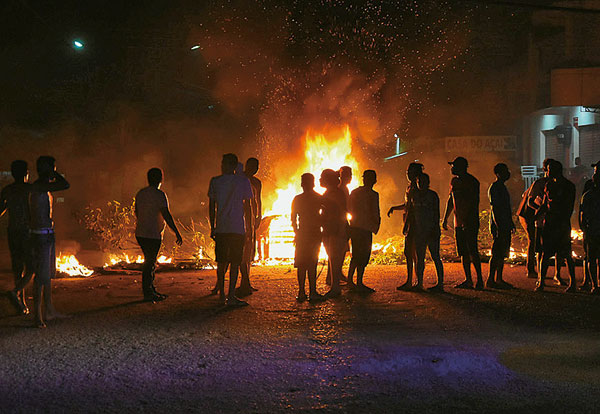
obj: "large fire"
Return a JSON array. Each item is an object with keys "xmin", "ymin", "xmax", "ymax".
[{"xmin": 262, "ymin": 125, "xmax": 360, "ymax": 261}]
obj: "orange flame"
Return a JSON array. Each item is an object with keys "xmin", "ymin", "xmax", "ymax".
[{"xmin": 56, "ymin": 254, "xmax": 94, "ymax": 277}]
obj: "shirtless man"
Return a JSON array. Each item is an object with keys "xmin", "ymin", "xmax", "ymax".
[
  {"xmin": 238, "ymin": 158, "xmax": 262, "ymax": 296},
  {"xmin": 28, "ymin": 156, "xmax": 70, "ymax": 328}
]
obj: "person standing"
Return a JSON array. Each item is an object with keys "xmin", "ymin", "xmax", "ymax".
[
  {"xmin": 527, "ymin": 159, "xmax": 566, "ymax": 286},
  {"xmin": 579, "ymin": 173, "xmax": 600, "ymax": 294},
  {"xmin": 209, "ymin": 153, "xmax": 254, "ymax": 306},
  {"xmin": 408, "ymin": 173, "xmax": 444, "ymax": 291},
  {"xmin": 535, "ymin": 160, "xmax": 577, "ymax": 292},
  {"xmin": 347, "ymin": 170, "xmax": 380, "ymax": 292},
  {"xmin": 487, "ymin": 163, "xmax": 515, "ymax": 289},
  {"xmin": 237, "ymin": 157, "xmax": 262, "ymax": 296},
  {"xmin": 326, "ymin": 165, "xmax": 352, "ymax": 285},
  {"xmin": 320, "ymin": 169, "xmax": 348, "ymax": 298},
  {"xmin": 135, "ymin": 168, "xmax": 183, "ymax": 303},
  {"xmin": 579, "ymin": 161, "xmax": 599, "ymax": 291},
  {"xmin": 27, "ymin": 156, "xmax": 70, "ymax": 328},
  {"xmin": 442, "ymin": 157, "xmax": 484, "ymax": 289},
  {"xmin": 2, "ymin": 160, "xmax": 33, "ymax": 314},
  {"xmin": 291, "ymin": 173, "xmax": 324, "ymax": 302},
  {"xmin": 387, "ymin": 162, "xmax": 424, "ymax": 290}
]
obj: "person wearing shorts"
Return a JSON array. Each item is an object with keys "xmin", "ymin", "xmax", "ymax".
[
  {"xmin": 209, "ymin": 153, "xmax": 254, "ymax": 306},
  {"xmin": 347, "ymin": 170, "xmax": 380, "ymax": 292},
  {"xmin": 442, "ymin": 156, "xmax": 484, "ymax": 289},
  {"xmin": 291, "ymin": 173, "xmax": 324, "ymax": 302}
]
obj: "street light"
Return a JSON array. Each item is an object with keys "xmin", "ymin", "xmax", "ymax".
[{"xmin": 72, "ymin": 39, "xmax": 85, "ymax": 50}]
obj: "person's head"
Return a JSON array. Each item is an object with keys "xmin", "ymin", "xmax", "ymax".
[
  {"xmin": 593, "ymin": 172, "xmax": 599, "ymax": 188},
  {"xmin": 547, "ymin": 159, "xmax": 563, "ymax": 179},
  {"xmin": 221, "ymin": 153, "xmax": 238, "ymax": 175},
  {"xmin": 320, "ymin": 169, "xmax": 339, "ymax": 190},
  {"xmin": 493, "ymin": 163, "xmax": 510, "ymax": 182},
  {"xmin": 406, "ymin": 162, "xmax": 424, "ymax": 182},
  {"xmin": 592, "ymin": 161, "xmax": 600, "ymax": 175},
  {"xmin": 575, "ymin": 156, "xmax": 582, "ymax": 166},
  {"xmin": 417, "ymin": 173, "xmax": 430, "ymax": 191},
  {"xmin": 542, "ymin": 158, "xmax": 554, "ymax": 177},
  {"xmin": 245, "ymin": 157, "xmax": 259, "ymax": 176},
  {"xmin": 147, "ymin": 167, "xmax": 163, "ymax": 187},
  {"xmin": 36, "ymin": 156, "xmax": 56, "ymax": 179},
  {"xmin": 362, "ymin": 170, "xmax": 377, "ymax": 187},
  {"xmin": 10, "ymin": 160, "xmax": 28, "ymax": 181},
  {"xmin": 448, "ymin": 156, "xmax": 468, "ymax": 176},
  {"xmin": 301, "ymin": 173, "xmax": 315, "ymax": 191},
  {"xmin": 339, "ymin": 166, "xmax": 352, "ymax": 186}
]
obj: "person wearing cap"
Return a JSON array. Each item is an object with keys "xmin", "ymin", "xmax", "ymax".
[
  {"xmin": 579, "ymin": 161, "xmax": 600, "ymax": 290},
  {"xmin": 442, "ymin": 156, "xmax": 484, "ymax": 289},
  {"xmin": 487, "ymin": 163, "xmax": 515, "ymax": 289},
  {"xmin": 526, "ymin": 159, "xmax": 566, "ymax": 286},
  {"xmin": 535, "ymin": 160, "xmax": 577, "ymax": 292},
  {"xmin": 579, "ymin": 172, "xmax": 600, "ymax": 294},
  {"xmin": 320, "ymin": 169, "xmax": 348, "ymax": 298},
  {"xmin": 387, "ymin": 162, "xmax": 424, "ymax": 290},
  {"xmin": 347, "ymin": 169, "xmax": 381, "ymax": 292}
]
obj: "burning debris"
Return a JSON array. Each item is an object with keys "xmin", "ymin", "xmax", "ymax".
[{"xmin": 55, "ymin": 254, "xmax": 94, "ymax": 278}]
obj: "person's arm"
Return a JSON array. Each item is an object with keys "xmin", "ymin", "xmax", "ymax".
[
  {"xmin": 387, "ymin": 203, "xmax": 405, "ymax": 217},
  {"xmin": 0, "ymin": 188, "xmax": 7, "ymax": 217},
  {"xmin": 244, "ymin": 199, "xmax": 253, "ymax": 239},
  {"xmin": 35, "ymin": 172, "xmax": 70, "ymax": 192},
  {"xmin": 160, "ymin": 207, "xmax": 183, "ymax": 245},
  {"xmin": 291, "ymin": 198, "xmax": 299, "ymax": 233},
  {"xmin": 374, "ymin": 193, "xmax": 381, "ymax": 234},
  {"xmin": 256, "ymin": 180, "xmax": 262, "ymax": 229},
  {"xmin": 209, "ymin": 198, "xmax": 216, "ymax": 240},
  {"xmin": 489, "ymin": 186, "xmax": 499, "ymax": 236},
  {"xmin": 527, "ymin": 181, "xmax": 542, "ymax": 210},
  {"xmin": 579, "ymin": 197, "xmax": 585, "ymax": 231},
  {"xmin": 442, "ymin": 194, "xmax": 453, "ymax": 230}
]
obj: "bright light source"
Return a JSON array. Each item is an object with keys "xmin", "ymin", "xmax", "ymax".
[
  {"xmin": 72, "ymin": 40, "xmax": 84, "ymax": 49},
  {"xmin": 190, "ymin": 45, "xmax": 200, "ymax": 50}
]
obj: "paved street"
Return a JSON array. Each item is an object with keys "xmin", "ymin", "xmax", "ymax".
[{"xmin": 1, "ymin": 264, "xmax": 599, "ymax": 413}]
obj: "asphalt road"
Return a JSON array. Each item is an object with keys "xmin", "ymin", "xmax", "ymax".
[{"xmin": 1, "ymin": 264, "xmax": 599, "ymax": 413}]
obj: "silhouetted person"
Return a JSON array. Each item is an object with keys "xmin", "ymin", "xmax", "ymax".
[
  {"xmin": 135, "ymin": 168, "xmax": 183, "ymax": 303},
  {"xmin": 27, "ymin": 156, "xmax": 70, "ymax": 328},
  {"xmin": 516, "ymin": 160, "xmax": 554, "ymax": 279},
  {"xmin": 442, "ymin": 157, "xmax": 484, "ymax": 289},
  {"xmin": 320, "ymin": 169, "xmax": 348, "ymax": 298},
  {"xmin": 326, "ymin": 165, "xmax": 352, "ymax": 285},
  {"xmin": 291, "ymin": 173, "xmax": 324, "ymax": 302},
  {"xmin": 2, "ymin": 160, "xmax": 33, "ymax": 314},
  {"xmin": 535, "ymin": 160, "xmax": 577, "ymax": 292},
  {"xmin": 527, "ymin": 159, "xmax": 566, "ymax": 286},
  {"xmin": 238, "ymin": 157, "xmax": 262, "ymax": 296},
  {"xmin": 387, "ymin": 162, "xmax": 424, "ymax": 290},
  {"xmin": 408, "ymin": 173, "xmax": 444, "ymax": 292},
  {"xmin": 209, "ymin": 153, "xmax": 254, "ymax": 306},
  {"xmin": 579, "ymin": 173, "xmax": 600, "ymax": 294},
  {"xmin": 347, "ymin": 170, "xmax": 380, "ymax": 292},
  {"xmin": 487, "ymin": 163, "xmax": 515, "ymax": 289},
  {"xmin": 579, "ymin": 161, "xmax": 599, "ymax": 290}
]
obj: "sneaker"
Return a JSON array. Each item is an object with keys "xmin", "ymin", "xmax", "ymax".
[
  {"xmin": 455, "ymin": 280, "xmax": 473, "ymax": 289},
  {"xmin": 143, "ymin": 294, "xmax": 166, "ymax": 303},
  {"xmin": 6, "ymin": 291, "xmax": 27, "ymax": 314}
]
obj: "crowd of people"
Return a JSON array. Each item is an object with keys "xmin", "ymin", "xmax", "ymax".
[{"xmin": 1, "ymin": 152, "xmax": 600, "ymax": 327}]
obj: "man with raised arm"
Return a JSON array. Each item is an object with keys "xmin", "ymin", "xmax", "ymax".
[
  {"xmin": 387, "ymin": 162, "xmax": 424, "ymax": 290},
  {"xmin": 442, "ymin": 157, "xmax": 484, "ymax": 290},
  {"xmin": 27, "ymin": 156, "xmax": 70, "ymax": 328},
  {"xmin": 135, "ymin": 168, "xmax": 183, "ymax": 303},
  {"xmin": 2, "ymin": 160, "xmax": 33, "ymax": 314},
  {"xmin": 209, "ymin": 153, "xmax": 254, "ymax": 307}
]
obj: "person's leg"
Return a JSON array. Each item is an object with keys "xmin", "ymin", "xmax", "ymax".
[
  {"xmin": 522, "ymin": 218, "xmax": 537, "ymax": 277},
  {"xmin": 216, "ymin": 262, "xmax": 227, "ymax": 303},
  {"xmin": 428, "ymin": 236, "xmax": 444, "ymax": 291},
  {"xmin": 325, "ymin": 239, "xmax": 344, "ymax": 297},
  {"xmin": 228, "ymin": 264, "xmax": 240, "ymax": 299},
  {"xmin": 297, "ymin": 267, "xmax": 307, "ymax": 300},
  {"xmin": 226, "ymin": 235, "xmax": 248, "ymax": 306},
  {"xmin": 536, "ymin": 251, "xmax": 551, "ymax": 291},
  {"xmin": 590, "ymin": 253, "xmax": 599, "ymax": 293},
  {"xmin": 487, "ymin": 255, "xmax": 499, "ymax": 287},
  {"xmin": 564, "ymin": 255, "xmax": 577, "ymax": 292},
  {"xmin": 469, "ymin": 230, "xmax": 484, "ymax": 289},
  {"xmin": 414, "ymin": 240, "xmax": 426, "ymax": 290},
  {"xmin": 137, "ymin": 237, "xmax": 159, "ymax": 299},
  {"xmin": 397, "ymin": 235, "xmax": 414, "ymax": 290},
  {"xmin": 308, "ymin": 264, "xmax": 320, "ymax": 299},
  {"xmin": 347, "ymin": 260, "xmax": 357, "ymax": 287}
]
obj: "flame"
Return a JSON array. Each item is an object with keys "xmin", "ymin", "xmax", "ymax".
[
  {"xmin": 157, "ymin": 255, "xmax": 172, "ymax": 264},
  {"xmin": 571, "ymin": 229, "xmax": 584, "ymax": 241},
  {"xmin": 264, "ymin": 125, "xmax": 360, "ymax": 261},
  {"xmin": 56, "ymin": 254, "xmax": 94, "ymax": 277},
  {"xmin": 104, "ymin": 253, "xmax": 172, "ymax": 267}
]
